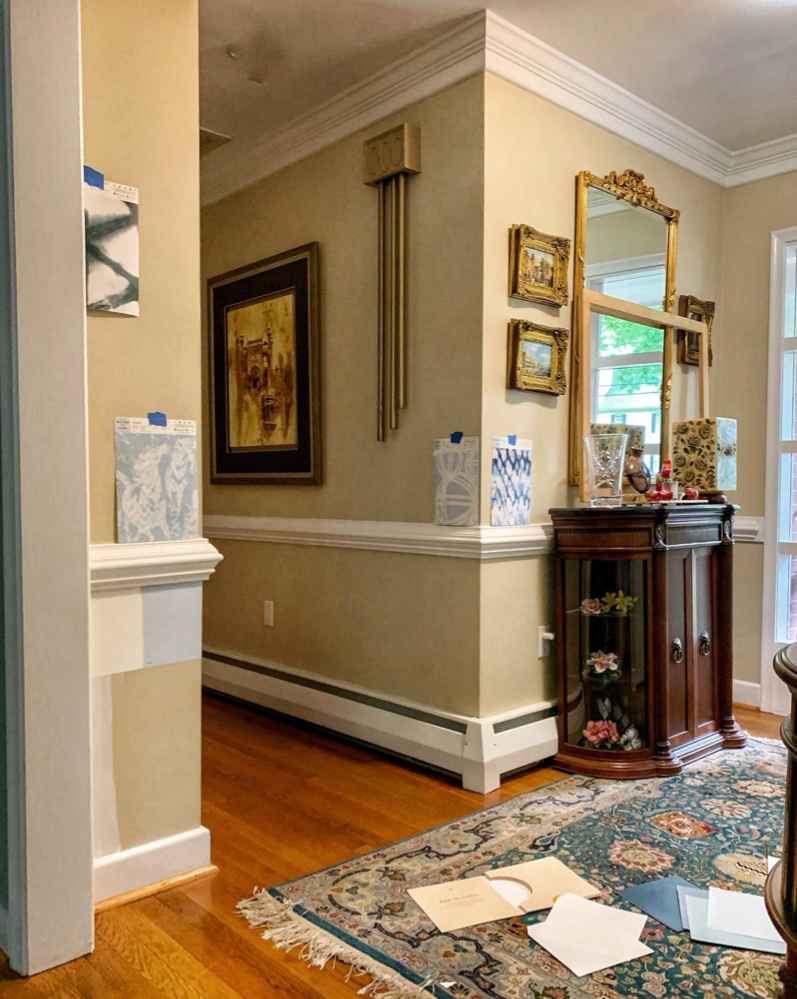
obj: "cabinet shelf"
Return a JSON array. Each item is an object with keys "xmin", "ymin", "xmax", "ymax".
[{"xmin": 566, "ymin": 609, "xmax": 639, "ymax": 619}]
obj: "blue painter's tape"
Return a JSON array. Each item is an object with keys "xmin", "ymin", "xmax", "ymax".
[
  {"xmin": 83, "ymin": 165, "xmax": 104, "ymax": 189},
  {"xmin": 148, "ymin": 411, "xmax": 167, "ymax": 427},
  {"xmin": 450, "ymin": 431, "xmax": 464, "ymax": 444},
  {"xmin": 508, "ymin": 434, "xmax": 517, "ymax": 445}
]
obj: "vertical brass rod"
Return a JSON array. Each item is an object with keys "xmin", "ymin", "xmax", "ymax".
[
  {"xmin": 396, "ymin": 171, "xmax": 406, "ymax": 409},
  {"xmin": 377, "ymin": 181, "xmax": 385, "ymax": 441},
  {"xmin": 389, "ymin": 176, "xmax": 398, "ymax": 430}
]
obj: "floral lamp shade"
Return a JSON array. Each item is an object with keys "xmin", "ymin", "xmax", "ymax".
[{"xmin": 672, "ymin": 417, "xmax": 737, "ymax": 493}]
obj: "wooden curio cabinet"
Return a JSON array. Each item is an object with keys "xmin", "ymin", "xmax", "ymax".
[{"xmin": 549, "ymin": 504, "xmax": 746, "ymax": 778}]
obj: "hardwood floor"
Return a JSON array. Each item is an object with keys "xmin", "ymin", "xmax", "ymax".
[{"xmin": 0, "ymin": 695, "xmax": 785, "ymax": 996}]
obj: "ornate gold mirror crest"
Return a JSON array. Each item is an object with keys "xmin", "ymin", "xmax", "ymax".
[{"xmin": 569, "ymin": 168, "xmax": 680, "ymax": 487}]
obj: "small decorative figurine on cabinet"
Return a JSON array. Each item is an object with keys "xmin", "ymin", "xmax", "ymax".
[{"xmin": 625, "ymin": 445, "xmax": 651, "ymax": 496}]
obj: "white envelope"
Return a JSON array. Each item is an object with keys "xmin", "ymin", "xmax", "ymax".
[
  {"xmin": 408, "ymin": 857, "xmax": 599, "ymax": 933},
  {"xmin": 686, "ymin": 893, "xmax": 786, "ymax": 955},
  {"xmin": 527, "ymin": 893, "xmax": 652, "ymax": 978},
  {"xmin": 706, "ymin": 887, "xmax": 782, "ymax": 944}
]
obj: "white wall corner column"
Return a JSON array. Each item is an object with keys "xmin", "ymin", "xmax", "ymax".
[
  {"xmin": 89, "ymin": 539, "xmax": 221, "ymax": 903},
  {"xmin": 3, "ymin": 0, "xmax": 93, "ymax": 974}
]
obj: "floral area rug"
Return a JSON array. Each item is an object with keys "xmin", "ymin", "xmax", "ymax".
[{"xmin": 239, "ymin": 739, "xmax": 786, "ymax": 999}]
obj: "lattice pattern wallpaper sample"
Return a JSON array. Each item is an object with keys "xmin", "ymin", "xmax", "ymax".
[{"xmin": 491, "ymin": 436, "xmax": 532, "ymax": 526}]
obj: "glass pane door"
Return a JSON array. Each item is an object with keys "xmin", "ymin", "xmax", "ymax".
[{"xmin": 562, "ymin": 557, "xmax": 648, "ymax": 752}]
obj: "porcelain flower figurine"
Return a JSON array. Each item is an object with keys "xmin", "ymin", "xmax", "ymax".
[
  {"xmin": 600, "ymin": 590, "xmax": 637, "ymax": 615},
  {"xmin": 587, "ymin": 651, "xmax": 619, "ymax": 674},
  {"xmin": 580, "ymin": 597, "xmax": 602, "ymax": 616},
  {"xmin": 613, "ymin": 591, "xmax": 637, "ymax": 616},
  {"xmin": 583, "ymin": 719, "xmax": 620, "ymax": 748},
  {"xmin": 619, "ymin": 726, "xmax": 643, "ymax": 751}
]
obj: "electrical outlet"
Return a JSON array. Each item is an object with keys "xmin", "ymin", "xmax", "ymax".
[
  {"xmin": 538, "ymin": 625, "xmax": 555, "ymax": 659},
  {"xmin": 263, "ymin": 600, "xmax": 274, "ymax": 627}
]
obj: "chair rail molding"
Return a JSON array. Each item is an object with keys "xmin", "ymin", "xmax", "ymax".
[
  {"xmin": 201, "ymin": 10, "xmax": 797, "ymax": 206},
  {"xmin": 203, "ymin": 514, "xmax": 553, "ymax": 559},
  {"xmin": 734, "ymin": 516, "xmax": 764, "ymax": 543},
  {"xmin": 90, "ymin": 538, "xmax": 223, "ymax": 591}
]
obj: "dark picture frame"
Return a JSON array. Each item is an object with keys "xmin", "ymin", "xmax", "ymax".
[
  {"xmin": 677, "ymin": 294, "xmax": 715, "ymax": 368},
  {"xmin": 208, "ymin": 242, "xmax": 321, "ymax": 484}
]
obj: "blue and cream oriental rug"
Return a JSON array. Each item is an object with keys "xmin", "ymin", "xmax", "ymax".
[{"xmin": 239, "ymin": 739, "xmax": 787, "ymax": 999}]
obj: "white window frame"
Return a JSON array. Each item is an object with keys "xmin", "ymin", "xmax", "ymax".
[
  {"xmin": 586, "ymin": 254, "xmax": 666, "ymax": 467},
  {"xmin": 761, "ymin": 226, "xmax": 797, "ymax": 715}
]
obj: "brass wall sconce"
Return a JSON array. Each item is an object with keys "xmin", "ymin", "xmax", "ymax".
[{"xmin": 363, "ymin": 124, "xmax": 420, "ymax": 441}]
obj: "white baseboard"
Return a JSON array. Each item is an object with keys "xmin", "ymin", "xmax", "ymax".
[
  {"xmin": 202, "ymin": 650, "xmax": 557, "ymax": 794},
  {"xmin": 93, "ymin": 827, "xmax": 211, "ymax": 904},
  {"xmin": 733, "ymin": 679, "xmax": 761, "ymax": 708}
]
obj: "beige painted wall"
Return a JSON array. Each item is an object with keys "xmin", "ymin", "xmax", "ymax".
[
  {"xmin": 478, "ymin": 73, "xmax": 725, "ymax": 714},
  {"xmin": 202, "ymin": 79, "xmax": 486, "ymax": 715},
  {"xmin": 202, "ymin": 76, "xmax": 485, "ymax": 524},
  {"xmin": 82, "ymin": 0, "xmax": 201, "ymax": 545},
  {"xmin": 111, "ymin": 661, "xmax": 201, "ymax": 850},
  {"xmin": 81, "ymin": 0, "xmax": 203, "ymax": 850},
  {"xmin": 204, "ymin": 542, "xmax": 481, "ymax": 715},
  {"xmin": 717, "ymin": 172, "xmax": 797, "ymax": 517},
  {"xmin": 481, "ymin": 73, "xmax": 724, "ymax": 523},
  {"xmin": 202, "ymin": 70, "xmax": 782, "ymax": 720},
  {"xmin": 716, "ymin": 172, "xmax": 797, "ymax": 685}
]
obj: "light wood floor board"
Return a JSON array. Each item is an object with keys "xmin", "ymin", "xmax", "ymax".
[{"xmin": 0, "ymin": 695, "xmax": 783, "ymax": 996}]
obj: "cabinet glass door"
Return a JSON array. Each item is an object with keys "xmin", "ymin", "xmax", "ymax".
[{"xmin": 562, "ymin": 557, "xmax": 648, "ymax": 752}]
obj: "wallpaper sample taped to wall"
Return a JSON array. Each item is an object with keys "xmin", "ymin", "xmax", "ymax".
[
  {"xmin": 115, "ymin": 417, "xmax": 198, "ymax": 543},
  {"xmin": 491, "ymin": 436, "xmax": 532, "ymax": 526},
  {"xmin": 84, "ymin": 180, "xmax": 139, "ymax": 316},
  {"xmin": 433, "ymin": 436, "xmax": 479, "ymax": 526}
]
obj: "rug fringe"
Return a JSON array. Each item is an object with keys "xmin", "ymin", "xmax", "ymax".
[{"xmin": 238, "ymin": 889, "xmax": 438, "ymax": 999}]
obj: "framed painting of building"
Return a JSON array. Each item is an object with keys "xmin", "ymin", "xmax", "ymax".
[{"xmin": 208, "ymin": 242, "xmax": 322, "ymax": 484}]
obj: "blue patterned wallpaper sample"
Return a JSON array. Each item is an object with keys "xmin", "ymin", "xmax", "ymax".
[
  {"xmin": 491, "ymin": 436, "xmax": 532, "ymax": 526},
  {"xmin": 115, "ymin": 417, "xmax": 198, "ymax": 543}
]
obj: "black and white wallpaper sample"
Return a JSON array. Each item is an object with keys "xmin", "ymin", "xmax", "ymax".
[{"xmin": 85, "ymin": 182, "xmax": 139, "ymax": 316}]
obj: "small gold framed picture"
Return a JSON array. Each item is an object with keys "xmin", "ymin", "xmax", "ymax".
[
  {"xmin": 508, "ymin": 224, "xmax": 570, "ymax": 307},
  {"xmin": 507, "ymin": 319, "xmax": 568, "ymax": 395},
  {"xmin": 677, "ymin": 294, "xmax": 714, "ymax": 367}
]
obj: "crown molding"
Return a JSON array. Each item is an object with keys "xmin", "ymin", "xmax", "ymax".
[
  {"xmin": 201, "ymin": 10, "xmax": 797, "ymax": 207},
  {"xmin": 724, "ymin": 133, "xmax": 797, "ymax": 188},
  {"xmin": 200, "ymin": 13, "xmax": 486, "ymax": 206},
  {"xmin": 203, "ymin": 514, "xmax": 553, "ymax": 560},
  {"xmin": 483, "ymin": 11, "xmax": 731, "ymax": 187}
]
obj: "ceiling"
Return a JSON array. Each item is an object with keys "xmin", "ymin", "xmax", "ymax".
[{"xmin": 199, "ymin": 0, "xmax": 797, "ymax": 154}]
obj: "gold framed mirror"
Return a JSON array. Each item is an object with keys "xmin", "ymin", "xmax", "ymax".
[{"xmin": 568, "ymin": 169, "xmax": 679, "ymax": 488}]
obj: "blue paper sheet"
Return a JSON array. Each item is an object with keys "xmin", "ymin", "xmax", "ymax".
[{"xmin": 619, "ymin": 876, "xmax": 697, "ymax": 931}]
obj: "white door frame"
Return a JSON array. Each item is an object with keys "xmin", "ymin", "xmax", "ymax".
[
  {"xmin": 2, "ymin": 0, "xmax": 94, "ymax": 973},
  {"xmin": 760, "ymin": 225, "xmax": 797, "ymax": 716}
]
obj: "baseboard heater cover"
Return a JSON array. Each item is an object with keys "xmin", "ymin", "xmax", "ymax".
[{"xmin": 202, "ymin": 650, "xmax": 557, "ymax": 794}]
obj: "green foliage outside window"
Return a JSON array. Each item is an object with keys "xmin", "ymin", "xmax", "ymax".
[
  {"xmin": 599, "ymin": 315, "xmax": 663, "ymax": 356},
  {"xmin": 599, "ymin": 315, "xmax": 663, "ymax": 396}
]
